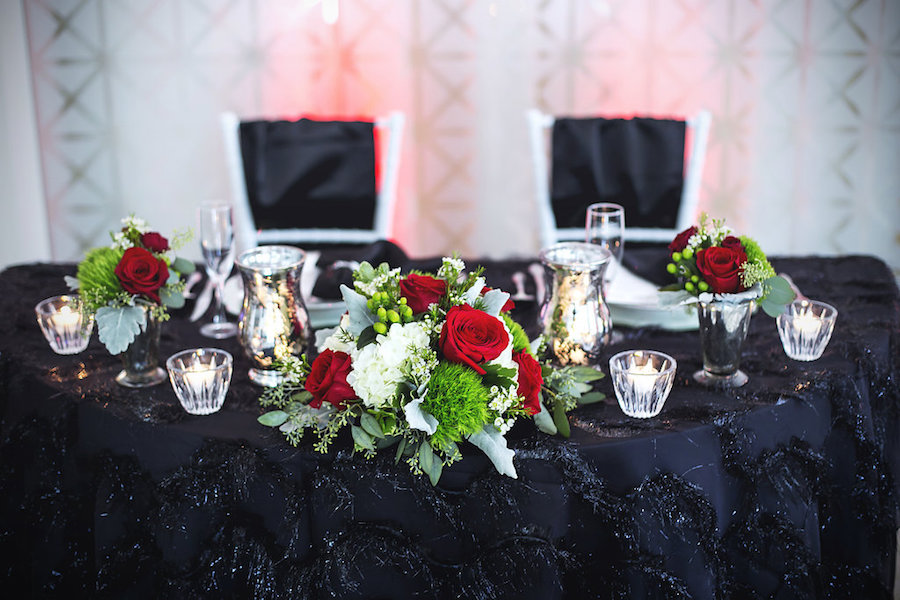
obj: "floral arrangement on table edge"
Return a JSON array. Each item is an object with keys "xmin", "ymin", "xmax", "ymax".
[
  {"xmin": 659, "ymin": 213, "xmax": 795, "ymax": 316},
  {"xmin": 257, "ymin": 257, "xmax": 605, "ymax": 485},
  {"xmin": 65, "ymin": 215, "xmax": 194, "ymax": 354}
]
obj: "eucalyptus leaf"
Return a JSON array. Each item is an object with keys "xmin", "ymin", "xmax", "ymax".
[
  {"xmin": 291, "ymin": 390, "xmax": 313, "ymax": 403},
  {"xmin": 96, "ymin": 305, "xmax": 146, "ymax": 355},
  {"xmin": 418, "ymin": 441, "xmax": 435, "ymax": 474},
  {"xmin": 533, "ymin": 401, "xmax": 558, "ymax": 435},
  {"xmin": 442, "ymin": 440, "xmax": 461, "ymax": 461},
  {"xmin": 340, "ymin": 284, "xmax": 375, "ymax": 336},
  {"xmin": 172, "ymin": 257, "xmax": 196, "ymax": 274},
  {"xmin": 357, "ymin": 261, "xmax": 376, "ymax": 282},
  {"xmin": 467, "ymin": 425, "xmax": 517, "ymax": 479},
  {"xmin": 258, "ymin": 410, "xmax": 289, "ymax": 427},
  {"xmin": 351, "ymin": 425, "xmax": 375, "ymax": 451},
  {"xmin": 159, "ymin": 287, "xmax": 185, "ymax": 309},
  {"xmin": 64, "ymin": 275, "xmax": 80, "ymax": 290},
  {"xmin": 394, "ymin": 437, "xmax": 408, "ymax": 464},
  {"xmin": 764, "ymin": 276, "xmax": 795, "ymax": 305},
  {"xmin": 552, "ymin": 401, "xmax": 571, "ymax": 438},
  {"xmin": 375, "ymin": 435, "xmax": 400, "ymax": 450},
  {"xmin": 360, "ymin": 412, "xmax": 385, "ymax": 439},
  {"xmin": 577, "ymin": 391, "xmax": 606, "ymax": 405},
  {"xmin": 426, "ymin": 457, "xmax": 443, "ymax": 487},
  {"xmin": 568, "ymin": 365, "xmax": 605, "ymax": 382}
]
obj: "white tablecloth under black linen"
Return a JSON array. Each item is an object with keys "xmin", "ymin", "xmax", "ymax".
[{"xmin": 0, "ymin": 248, "xmax": 897, "ymax": 599}]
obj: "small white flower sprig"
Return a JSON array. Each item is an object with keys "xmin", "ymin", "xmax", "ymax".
[{"xmin": 257, "ymin": 257, "xmax": 603, "ymax": 486}]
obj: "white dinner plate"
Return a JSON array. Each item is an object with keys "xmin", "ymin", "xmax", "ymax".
[{"xmin": 605, "ymin": 264, "xmax": 698, "ymax": 331}]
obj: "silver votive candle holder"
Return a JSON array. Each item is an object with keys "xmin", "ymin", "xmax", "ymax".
[
  {"xmin": 609, "ymin": 350, "xmax": 677, "ymax": 418},
  {"xmin": 166, "ymin": 348, "xmax": 233, "ymax": 415},
  {"xmin": 776, "ymin": 299, "xmax": 838, "ymax": 361},
  {"xmin": 35, "ymin": 295, "xmax": 94, "ymax": 355}
]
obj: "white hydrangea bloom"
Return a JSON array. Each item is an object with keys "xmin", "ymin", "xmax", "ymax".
[{"xmin": 348, "ymin": 321, "xmax": 434, "ymax": 408}]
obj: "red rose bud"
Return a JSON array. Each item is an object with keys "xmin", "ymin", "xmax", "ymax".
[
  {"xmin": 668, "ymin": 226, "xmax": 697, "ymax": 253},
  {"xmin": 304, "ymin": 349, "xmax": 356, "ymax": 409},
  {"xmin": 695, "ymin": 245, "xmax": 748, "ymax": 294},
  {"xmin": 439, "ymin": 305, "xmax": 509, "ymax": 375},
  {"xmin": 140, "ymin": 232, "xmax": 170, "ymax": 253},
  {"xmin": 114, "ymin": 247, "xmax": 170, "ymax": 303},
  {"xmin": 720, "ymin": 235, "xmax": 744, "ymax": 252},
  {"xmin": 399, "ymin": 273, "xmax": 447, "ymax": 314},
  {"xmin": 512, "ymin": 350, "xmax": 543, "ymax": 415}
]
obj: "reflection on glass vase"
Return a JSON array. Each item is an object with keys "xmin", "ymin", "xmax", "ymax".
[
  {"xmin": 116, "ymin": 305, "xmax": 167, "ymax": 388},
  {"xmin": 694, "ymin": 297, "xmax": 754, "ymax": 388}
]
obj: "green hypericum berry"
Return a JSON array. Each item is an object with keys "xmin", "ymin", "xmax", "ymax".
[
  {"xmin": 373, "ymin": 322, "xmax": 387, "ymax": 335},
  {"xmin": 691, "ymin": 275, "xmax": 700, "ymax": 284},
  {"xmin": 402, "ymin": 305, "xmax": 413, "ymax": 318},
  {"xmin": 682, "ymin": 247, "xmax": 693, "ymax": 260},
  {"xmin": 402, "ymin": 312, "xmax": 412, "ymax": 323},
  {"xmin": 666, "ymin": 263, "xmax": 677, "ymax": 274},
  {"xmin": 376, "ymin": 306, "xmax": 387, "ymax": 321},
  {"xmin": 672, "ymin": 251, "xmax": 682, "ymax": 262},
  {"xmin": 698, "ymin": 281, "xmax": 709, "ymax": 292},
  {"xmin": 685, "ymin": 281, "xmax": 695, "ymax": 292},
  {"xmin": 387, "ymin": 309, "xmax": 400, "ymax": 323},
  {"xmin": 399, "ymin": 297, "xmax": 407, "ymax": 305},
  {"xmin": 367, "ymin": 298, "xmax": 376, "ymax": 311}
]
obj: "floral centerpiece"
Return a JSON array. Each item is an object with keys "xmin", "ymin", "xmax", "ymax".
[
  {"xmin": 257, "ymin": 257, "xmax": 603, "ymax": 485},
  {"xmin": 661, "ymin": 214, "xmax": 794, "ymax": 316},
  {"xmin": 66, "ymin": 215, "xmax": 194, "ymax": 354}
]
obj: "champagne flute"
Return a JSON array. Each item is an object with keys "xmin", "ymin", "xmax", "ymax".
[
  {"xmin": 199, "ymin": 203, "xmax": 239, "ymax": 339},
  {"xmin": 585, "ymin": 203, "xmax": 625, "ymax": 283}
]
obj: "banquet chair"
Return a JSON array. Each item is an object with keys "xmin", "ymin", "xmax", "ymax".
[
  {"xmin": 221, "ymin": 111, "xmax": 405, "ymax": 254},
  {"xmin": 527, "ymin": 108, "xmax": 711, "ymax": 248}
]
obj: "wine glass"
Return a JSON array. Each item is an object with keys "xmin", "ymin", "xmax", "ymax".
[
  {"xmin": 199, "ymin": 203, "xmax": 239, "ymax": 339},
  {"xmin": 585, "ymin": 203, "xmax": 625, "ymax": 282}
]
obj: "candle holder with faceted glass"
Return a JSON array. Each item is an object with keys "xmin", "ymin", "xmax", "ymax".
[
  {"xmin": 166, "ymin": 348, "xmax": 233, "ymax": 415},
  {"xmin": 776, "ymin": 299, "xmax": 837, "ymax": 361},
  {"xmin": 609, "ymin": 350, "xmax": 676, "ymax": 418},
  {"xmin": 35, "ymin": 295, "xmax": 94, "ymax": 355}
]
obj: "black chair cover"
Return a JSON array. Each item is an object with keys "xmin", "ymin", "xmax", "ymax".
[
  {"xmin": 550, "ymin": 117, "xmax": 687, "ymax": 229},
  {"xmin": 238, "ymin": 118, "xmax": 378, "ymax": 231}
]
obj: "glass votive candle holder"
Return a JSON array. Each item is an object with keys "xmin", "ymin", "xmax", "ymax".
[
  {"xmin": 609, "ymin": 350, "xmax": 677, "ymax": 418},
  {"xmin": 166, "ymin": 348, "xmax": 233, "ymax": 415},
  {"xmin": 35, "ymin": 295, "xmax": 94, "ymax": 355},
  {"xmin": 776, "ymin": 299, "xmax": 838, "ymax": 361}
]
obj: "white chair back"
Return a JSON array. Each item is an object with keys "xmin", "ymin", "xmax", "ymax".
[
  {"xmin": 221, "ymin": 111, "xmax": 405, "ymax": 254},
  {"xmin": 527, "ymin": 108, "xmax": 711, "ymax": 248}
]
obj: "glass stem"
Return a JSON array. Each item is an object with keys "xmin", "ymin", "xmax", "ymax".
[{"xmin": 211, "ymin": 278, "xmax": 227, "ymax": 324}]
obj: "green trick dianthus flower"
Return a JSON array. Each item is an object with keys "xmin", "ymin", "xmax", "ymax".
[
  {"xmin": 77, "ymin": 246, "xmax": 124, "ymax": 308},
  {"xmin": 421, "ymin": 362, "xmax": 490, "ymax": 450},
  {"xmin": 502, "ymin": 313, "xmax": 531, "ymax": 354}
]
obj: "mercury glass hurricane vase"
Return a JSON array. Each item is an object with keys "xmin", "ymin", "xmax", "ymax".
[
  {"xmin": 539, "ymin": 242, "xmax": 612, "ymax": 366},
  {"xmin": 235, "ymin": 245, "xmax": 311, "ymax": 387}
]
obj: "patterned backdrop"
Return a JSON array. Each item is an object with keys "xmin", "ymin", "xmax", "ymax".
[{"xmin": 23, "ymin": 0, "xmax": 900, "ymax": 274}]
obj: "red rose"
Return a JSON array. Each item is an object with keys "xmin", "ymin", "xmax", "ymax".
[
  {"xmin": 440, "ymin": 305, "xmax": 509, "ymax": 375},
  {"xmin": 304, "ymin": 349, "xmax": 355, "ymax": 409},
  {"xmin": 720, "ymin": 235, "xmax": 744, "ymax": 252},
  {"xmin": 695, "ymin": 245, "xmax": 748, "ymax": 294},
  {"xmin": 512, "ymin": 350, "xmax": 543, "ymax": 416},
  {"xmin": 114, "ymin": 247, "xmax": 170, "ymax": 303},
  {"xmin": 140, "ymin": 232, "xmax": 170, "ymax": 253},
  {"xmin": 668, "ymin": 226, "xmax": 697, "ymax": 253},
  {"xmin": 400, "ymin": 273, "xmax": 447, "ymax": 314},
  {"xmin": 483, "ymin": 286, "xmax": 514, "ymax": 312}
]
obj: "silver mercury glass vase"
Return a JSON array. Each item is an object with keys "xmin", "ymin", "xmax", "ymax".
[
  {"xmin": 539, "ymin": 242, "xmax": 612, "ymax": 366},
  {"xmin": 116, "ymin": 304, "xmax": 167, "ymax": 388},
  {"xmin": 235, "ymin": 245, "xmax": 311, "ymax": 387},
  {"xmin": 693, "ymin": 296, "xmax": 755, "ymax": 387}
]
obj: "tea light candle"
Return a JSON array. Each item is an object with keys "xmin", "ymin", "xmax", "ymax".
[
  {"xmin": 35, "ymin": 295, "xmax": 94, "ymax": 355},
  {"xmin": 166, "ymin": 348, "xmax": 233, "ymax": 415},
  {"xmin": 609, "ymin": 350, "xmax": 677, "ymax": 418},
  {"xmin": 627, "ymin": 353, "xmax": 659, "ymax": 396},
  {"xmin": 777, "ymin": 299, "xmax": 838, "ymax": 361}
]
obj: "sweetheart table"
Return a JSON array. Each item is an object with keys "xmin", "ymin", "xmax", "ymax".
[{"xmin": 0, "ymin": 249, "xmax": 897, "ymax": 599}]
